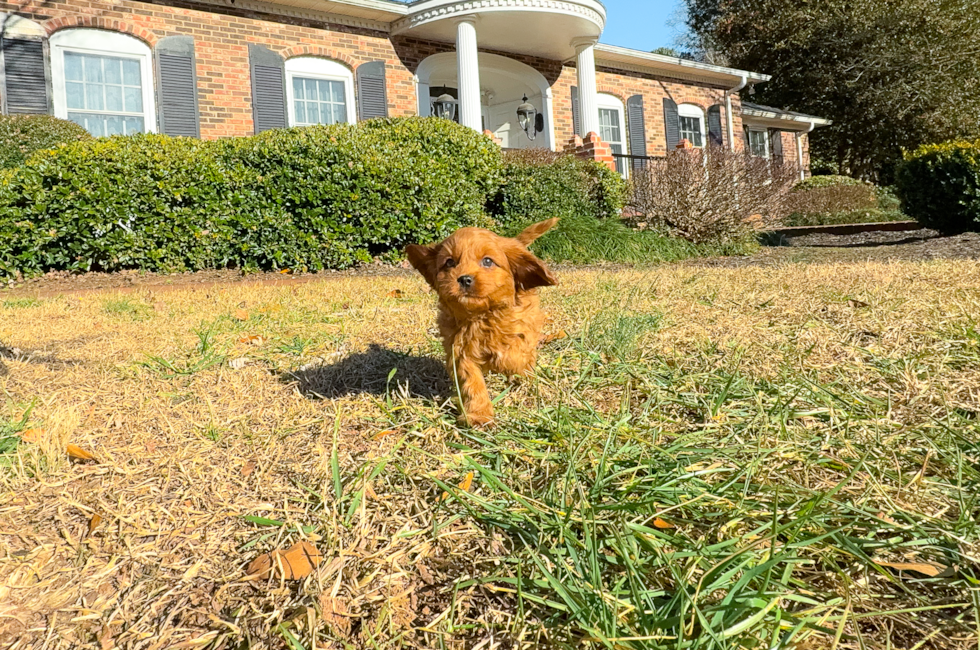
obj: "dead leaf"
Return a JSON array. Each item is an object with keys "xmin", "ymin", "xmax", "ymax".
[
  {"xmin": 246, "ymin": 541, "xmax": 323, "ymax": 581},
  {"xmin": 459, "ymin": 471, "xmax": 474, "ymax": 493},
  {"xmin": 387, "ymin": 289, "xmax": 404, "ymax": 298},
  {"xmin": 87, "ymin": 514, "xmax": 102, "ymax": 537},
  {"xmin": 319, "ymin": 594, "xmax": 352, "ymax": 638},
  {"xmin": 653, "ymin": 518, "xmax": 676, "ymax": 530},
  {"xmin": 279, "ymin": 269, "xmax": 291, "ymax": 274},
  {"xmin": 20, "ymin": 428, "xmax": 41, "ymax": 443},
  {"xmin": 373, "ymin": 429, "xmax": 396, "ymax": 440},
  {"xmin": 67, "ymin": 444, "xmax": 97, "ymax": 463},
  {"xmin": 542, "ymin": 330, "xmax": 568, "ymax": 344},
  {"xmin": 238, "ymin": 335, "xmax": 265, "ymax": 346},
  {"xmin": 874, "ymin": 559, "xmax": 953, "ymax": 578},
  {"xmin": 242, "ymin": 459, "xmax": 256, "ymax": 477},
  {"xmin": 234, "ymin": 309, "xmax": 249, "ymax": 321},
  {"xmin": 847, "ymin": 299, "xmax": 870, "ymax": 308},
  {"xmin": 417, "ymin": 562, "xmax": 436, "ymax": 585}
]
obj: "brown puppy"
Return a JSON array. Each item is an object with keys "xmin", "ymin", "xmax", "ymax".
[{"xmin": 406, "ymin": 218, "xmax": 559, "ymax": 427}]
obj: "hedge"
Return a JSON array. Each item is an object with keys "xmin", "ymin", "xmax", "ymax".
[
  {"xmin": 488, "ymin": 148, "xmax": 626, "ymax": 232},
  {"xmin": 0, "ymin": 118, "xmax": 505, "ymax": 276},
  {"xmin": 896, "ymin": 140, "xmax": 980, "ymax": 232},
  {"xmin": 0, "ymin": 115, "xmax": 92, "ymax": 169}
]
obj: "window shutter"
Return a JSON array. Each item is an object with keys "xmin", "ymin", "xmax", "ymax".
[
  {"xmin": 663, "ymin": 97, "xmax": 679, "ymax": 150},
  {"xmin": 248, "ymin": 44, "xmax": 286, "ymax": 134},
  {"xmin": 356, "ymin": 60, "xmax": 387, "ymax": 121},
  {"xmin": 707, "ymin": 104, "xmax": 724, "ymax": 147},
  {"xmin": 570, "ymin": 86, "xmax": 581, "ymax": 137},
  {"xmin": 1, "ymin": 36, "xmax": 50, "ymax": 114},
  {"xmin": 769, "ymin": 129, "xmax": 783, "ymax": 160},
  {"xmin": 626, "ymin": 94, "xmax": 646, "ymax": 168},
  {"xmin": 155, "ymin": 36, "xmax": 199, "ymax": 137}
]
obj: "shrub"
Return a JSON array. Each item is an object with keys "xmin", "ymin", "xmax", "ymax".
[
  {"xmin": 0, "ymin": 115, "xmax": 92, "ymax": 169},
  {"xmin": 487, "ymin": 149, "xmax": 626, "ymax": 231},
  {"xmin": 896, "ymin": 140, "xmax": 980, "ymax": 232},
  {"xmin": 792, "ymin": 174, "xmax": 866, "ymax": 191},
  {"xmin": 0, "ymin": 118, "xmax": 502, "ymax": 277},
  {"xmin": 626, "ymin": 147, "xmax": 796, "ymax": 244},
  {"xmin": 783, "ymin": 179, "xmax": 878, "ymax": 217}
]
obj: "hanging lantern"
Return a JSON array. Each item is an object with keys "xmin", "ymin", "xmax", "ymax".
[
  {"xmin": 432, "ymin": 94, "xmax": 458, "ymax": 122},
  {"xmin": 516, "ymin": 94, "xmax": 537, "ymax": 141}
]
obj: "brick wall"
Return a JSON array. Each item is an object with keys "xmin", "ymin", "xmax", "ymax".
[
  {"xmin": 1, "ymin": 0, "xmax": 754, "ymax": 159},
  {"xmin": 1, "ymin": 0, "xmax": 419, "ymax": 138}
]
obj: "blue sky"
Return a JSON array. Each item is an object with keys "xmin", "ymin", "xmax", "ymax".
[{"xmin": 598, "ymin": 0, "xmax": 686, "ymax": 52}]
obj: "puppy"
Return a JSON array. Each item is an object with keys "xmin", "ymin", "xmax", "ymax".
[{"xmin": 406, "ymin": 218, "xmax": 559, "ymax": 427}]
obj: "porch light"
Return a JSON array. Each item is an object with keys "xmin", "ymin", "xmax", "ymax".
[
  {"xmin": 516, "ymin": 94, "xmax": 537, "ymax": 140},
  {"xmin": 432, "ymin": 94, "xmax": 458, "ymax": 121}
]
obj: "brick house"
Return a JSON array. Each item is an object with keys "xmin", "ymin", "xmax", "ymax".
[{"xmin": 0, "ymin": 0, "xmax": 828, "ymax": 176}]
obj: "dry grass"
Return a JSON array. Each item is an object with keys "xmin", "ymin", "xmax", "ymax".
[{"xmin": 0, "ymin": 259, "xmax": 978, "ymax": 649}]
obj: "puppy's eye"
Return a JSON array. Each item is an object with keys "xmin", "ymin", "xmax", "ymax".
[
  {"xmin": 481, "ymin": 257, "xmax": 495, "ymax": 268},
  {"xmin": 444, "ymin": 258, "xmax": 456, "ymax": 269}
]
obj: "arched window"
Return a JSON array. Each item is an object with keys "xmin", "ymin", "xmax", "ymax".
[
  {"xmin": 597, "ymin": 93, "xmax": 626, "ymax": 176},
  {"xmin": 677, "ymin": 104, "xmax": 705, "ymax": 148},
  {"xmin": 284, "ymin": 57, "xmax": 355, "ymax": 126},
  {"xmin": 50, "ymin": 29, "xmax": 155, "ymax": 136}
]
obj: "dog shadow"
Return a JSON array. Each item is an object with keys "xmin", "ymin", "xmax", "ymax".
[{"xmin": 280, "ymin": 344, "xmax": 450, "ymax": 400}]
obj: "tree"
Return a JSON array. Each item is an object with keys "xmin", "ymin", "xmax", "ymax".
[{"xmin": 683, "ymin": 0, "xmax": 980, "ymax": 181}]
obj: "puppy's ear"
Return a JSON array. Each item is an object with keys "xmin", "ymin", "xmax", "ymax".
[
  {"xmin": 506, "ymin": 243, "xmax": 558, "ymax": 292},
  {"xmin": 515, "ymin": 218, "xmax": 559, "ymax": 246},
  {"xmin": 405, "ymin": 244, "xmax": 440, "ymax": 288}
]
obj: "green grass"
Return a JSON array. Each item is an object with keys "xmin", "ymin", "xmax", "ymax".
[
  {"xmin": 0, "ymin": 401, "xmax": 35, "ymax": 467},
  {"xmin": 527, "ymin": 214, "xmax": 757, "ymax": 264},
  {"xmin": 102, "ymin": 296, "xmax": 152, "ymax": 320},
  {"xmin": 2, "ymin": 297, "xmax": 41, "ymax": 309}
]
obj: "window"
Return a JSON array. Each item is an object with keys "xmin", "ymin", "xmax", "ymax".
[
  {"xmin": 598, "ymin": 94, "xmax": 627, "ymax": 176},
  {"xmin": 285, "ymin": 57, "xmax": 355, "ymax": 126},
  {"xmin": 678, "ymin": 104, "xmax": 704, "ymax": 148},
  {"xmin": 747, "ymin": 128, "xmax": 769, "ymax": 158},
  {"xmin": 50, "ymin": 30, "xmax": 155, "ymax": 136}
]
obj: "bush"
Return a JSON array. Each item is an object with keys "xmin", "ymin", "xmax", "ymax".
[
  {"xmin": 0, "ymin": 119, "xmax": 502, "ymax": 276},
  {"xmin": 488, "ymin": 149, "xmax": 625, "ymax": 231},
  {"xmin": 626, "ymin": 147, "xmax": 796, "ymax": 244},
  {"xmin": 896, "ymin": 140, "xmax": 980, "ymax": 232},
  {"xmin": 0, "ymin": 115, "xmax": 92, "ymax": 169},
  {"xmin": 782, "ymin": 177, "xmax": 879, "ymax": 221},
  {"xmin": 792, "ymin": 174, "xmax": 866, "ymax": 191}
]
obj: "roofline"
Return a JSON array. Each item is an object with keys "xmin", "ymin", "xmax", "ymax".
[
  {"xmin": 741, "ymin": 103, "xmax": 832, "ymax": 128},
  {"xmin": 594, "ymin": 44, "xmax": 771, "ymax": 86}
]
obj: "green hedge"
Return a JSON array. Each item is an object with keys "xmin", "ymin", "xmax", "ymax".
[
  {"xmin": 792, "ymin": 175, "xmax": 866, "ymax": 191},
  {"xmin": 0, "ymin": 115, "xmax": 92, "ymax": 169},
  {"xmin": 896, "ymin": 140, "xmax": 980, "ymax": 233},
  {"xmin": 0, "ymin": 119, "xmax": 503, "ymax": 276},
  {"xmin": 488, "ymin": 149, "xmax": 626, "ymax": 232}
]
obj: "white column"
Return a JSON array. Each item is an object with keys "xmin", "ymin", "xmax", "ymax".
[
  {"xmin": 542, "ymin": 87, "xmax": 556, "ymax": 151},
  {"xmin": 456, "ymin": 17, "xmax": 482, "ymax": 132},
  {"xmin": 573, "ymin": 39, "xmax": 600, "ymax": 137}
]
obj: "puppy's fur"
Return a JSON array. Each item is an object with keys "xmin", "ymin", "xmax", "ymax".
[{"xmin": 406, "ymin": 219, "xmax": 559, "ymax": 427}]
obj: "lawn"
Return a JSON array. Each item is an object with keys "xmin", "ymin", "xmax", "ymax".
[{"xmin": 1, "ymin": 258, "xmax": 979, "ymax": 650}]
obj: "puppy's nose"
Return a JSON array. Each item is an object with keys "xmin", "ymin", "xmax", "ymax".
[{"xmin": 457, "ymin": 275, "xmax": 474, "ymax": 289}]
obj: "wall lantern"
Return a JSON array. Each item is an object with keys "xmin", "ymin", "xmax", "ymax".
[
  {"xmin": 432, "ymin": 94, "xmax": 458, "ymax": 121},
  {"xmin": 516, "ymin": 94, "xmax": 543, "ymax": 140}
]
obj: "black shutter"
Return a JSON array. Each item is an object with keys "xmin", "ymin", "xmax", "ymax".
[
  {"xmin": 356, "ymin": 60, "xmax": 387, "ymax": 121},
  {"xmin": 248, "ymin": 44, "xmax": 286, "ymax": 134},
  {"xmin": 1, "ymin": 37, "xmax": 50, "ymax": 114},
  {"xmin": 626, "ymin": 94, "xmax": 646, "ymax": 169},
  {"xmin": 571, "ymin": 85, "xmax": 581, "ymax": 137},
  {"xmin": 769, "ymin": 129, "xmax": 783, "ymax": 160},
  {"xmin": 707, "ymin": 104, "xmax": 724, "ymax": 147},
  {"xmin": 663, "ymin": 97, "xmax": 679, "ymax": 150},
  {"xmin": 155, "ymin": 36, "xmax": 199, "ymax": 137}
]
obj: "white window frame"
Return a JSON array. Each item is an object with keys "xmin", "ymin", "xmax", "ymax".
[
  {"xmin": 284, "ymin": 57, "xmax": 355, "ymax": 127},
  {"xmin": 50, "ymin": 29, "xmax": 156, "ymax": 134},
  {"xmin": 678, "ymin": 103, "xmax": 705, "ymax": 148},
  {"xmin": 597, "ymin": 93, "xmax": 628, "ymax": 177},
  {"xmin": 746, "ymin": 127, "xmax": 770, "ymax": 158}
]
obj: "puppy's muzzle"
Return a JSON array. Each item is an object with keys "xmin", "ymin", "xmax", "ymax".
[{"xmin": 457, "ymin": 275, "xmax": 475, "ymax": 289}]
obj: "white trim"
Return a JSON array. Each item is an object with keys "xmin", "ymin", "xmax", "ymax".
[
  {"xmin": 597, "ymin": 92, "xmax": 626, "ymax": 176},
  {"xmin": 50, "ymin": 29, "xmax": 156, "ymax": 134},
  {"xmin": 284, "ymin": 56, "xmax": 356, "ymax": 126},
  {"xmin": 393, "ymin": 0, "xmax": 605, "ymax": 35},
  {"xmin": 594, "ymin": 43, "xmax": 770, "ymax": 86}
]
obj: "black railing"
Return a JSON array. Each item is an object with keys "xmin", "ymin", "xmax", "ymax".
[{"xmin": 612, "ymin": 153, "xmax": 666, "ymax": 173}]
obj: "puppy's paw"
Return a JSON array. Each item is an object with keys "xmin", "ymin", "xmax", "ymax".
[{"xmin": 461, "ymin": 411, "xmax": 495, "ymax": 429}]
